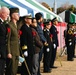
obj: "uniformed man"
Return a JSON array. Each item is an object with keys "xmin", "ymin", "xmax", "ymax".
[
  {"xmin": 5, "ymin": 7, "xmax": 20, "ymax": 75},
  {"xmin": 72, "ymin": 24, "xmax": 76, "ymax": 58},
  {"xmin": 20, "ymin": 14, "xmax": 35, "ymax": 75},
  {"xmin": 43, "ymin": 20, "xmax": 53, "ymax": 73},
  {"xmin": 50, "ymin": 17, "xmax": 59, "ymax": 68},
  {"xmin": 66, "ymin": 23, "xmax": 74, "ymax": 61},
  {"xmin": 0, "ymin": 7, "xmax": 10, "ymax": 75}
]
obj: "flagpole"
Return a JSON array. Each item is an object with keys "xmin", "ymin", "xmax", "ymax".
[{"xmin": 54, "ymin": 0, "xmax": 57, "ymax": 14}]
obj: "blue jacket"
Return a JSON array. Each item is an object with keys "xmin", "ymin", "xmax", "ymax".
[{"xmin": 36, "ymin": 22, "xmax": 47, "ymax": 43}]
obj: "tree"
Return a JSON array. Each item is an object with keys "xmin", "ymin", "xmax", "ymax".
[
  {"xmin": 73, "ymin": 8, "xmax": 76, "ymax": 14},
  {"xmin": 57, "ymin": 4, "xmax": 76, "ymax": 14},
  {"xmin": 57, "ymin": 7, "xmax": 65, "ymax": 14},
  {"xmin": 57, "ymin": 2, "xmax": 71, "ymax": 14},
  {"xmin": 41, "ymin": 2, "xmax": 52, "ymax": 11},
  {"xmin": 68, "ymin": 5, "xmax": 75, "ymax": 12},
  {"xmin": 39, "ymin": 1, "xmax": 76, "ymax": 15}
]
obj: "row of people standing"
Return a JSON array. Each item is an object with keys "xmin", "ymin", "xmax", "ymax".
[
  {"xmin": 19, "ymin": 12, "xmax": 49, "ymax": 75},
  {"xmin": 18, "ymin": 12, "xmax": 59, "ymax": 74},
  {"xmin": 0, "ymin": 6, "xmax": 59, "ymax": 75}
]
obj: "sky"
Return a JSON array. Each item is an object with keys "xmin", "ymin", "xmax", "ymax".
[{"xmin": 36, "ymin": 0, "xmax": 76, "ymax": 8}]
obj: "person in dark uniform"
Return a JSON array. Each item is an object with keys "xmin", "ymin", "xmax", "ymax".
[
  {"xmin": 5, "ymin": 8, "xmax": 20, "ymax": 75},
  {"xmin": 43, "ymin": 20, "xmax": 53, "ymax": 73},
  {"xmin": 66, "ymin": 23, "xmax": 75, "ymax": 61},
  {"xmin": 0, "ymin": 7, "xmax": 10, "ymax": 75},
  {"xmin": 50, "ymin": 17, "xmax": 59, "ymax": 68},
  {"xmin": 72, "ymin": 25, "xmax": 76, "ymax": 58},
  {"xmin": 20, "ymin": 14, "xmax": 35, "ymax": 75}
]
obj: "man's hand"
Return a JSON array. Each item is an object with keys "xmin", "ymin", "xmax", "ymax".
[
  {"xmin": 7, "ymin": 53, "xmax": 12, "ymax": 59},
  {"xmin": 44, "ymin": 42, "xmax": 48, "ymax": 46}
]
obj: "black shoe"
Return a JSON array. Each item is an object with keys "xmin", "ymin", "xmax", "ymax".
[
  {"xmin": 44, "ymin": 68, "xmax": 51, "ymax": 73},
  {"xmin": 67, "ymin": 59, "xmax": 74, "ymax": 61},
  {"xmin": 50, "ymin": 66, "xmax": 58, "ymax": 68},
  {"xmin": 44, "ymin": 70, "xmax": 51, "ymax": 73},
  {"xmin": 73, "ymin": 56, "xmax": 76, "ymax": 58},
  {"xmin": 38, "ymin": 74, "xmax": 42, "ymax": 75}
]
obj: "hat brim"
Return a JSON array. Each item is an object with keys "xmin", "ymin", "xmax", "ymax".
[
  {"xmin": 27, "ymin": 18, "xmax": 32, "ymax": 19},
  {"xmin": 25, "ymin": 17, "xmax": 32, "ymax": 19}
]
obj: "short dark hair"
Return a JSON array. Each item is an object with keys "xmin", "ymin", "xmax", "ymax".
[
  {"xmin": 9, "ymin": 7, "xmax": 19, "ymax": 17},
  {"xmin": 35, "ymin": 12, "xmax": 43, "ymax": 20}
]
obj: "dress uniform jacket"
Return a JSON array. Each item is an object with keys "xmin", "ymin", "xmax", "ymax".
[
  {"xmin": 50, "ymin": 25, "xmax": 58, "ymax": 46},
  {"xmin": 0, "ymin": 19, "xmax": 7, "ymax": 59},
  {"xmin": 20, "ymin": 24, "xmax": 35, "ymax": 55},
  {"xmin": 43, "ymin": 29, "xmax": 53, "ymax": 51},
  {"xmin": 20, "ymin": 24, "xmax": 35, "ymax": 75},
  {"xmin": 7, "ymin": 21, "xmax": 20, "ymax": 56}
]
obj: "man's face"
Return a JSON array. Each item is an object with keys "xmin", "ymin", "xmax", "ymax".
[
  {"xmin": 32, "ymin": 19, "xmax": 37, "ymax": 27},
  {"xmin": 12, "ymin": 13, "xmax": 20, "ymax": 21},
  {"xmin": 40, "ymin": 17, "xmax": 43, "ymax": 22},
  {"xmin": 46, "ymin": 23, "xmax": 51, "ymax": 29},
  {"xmin": 53, "ymin": 20, "xmax": 58, "ymax": 25},
  {"xmin": 1, "ymin": 10, "xmax": 10, "ymax": 20},
  {"xmin": 25, "ymin": 18, "xmax": 32, "ymax": 25}
]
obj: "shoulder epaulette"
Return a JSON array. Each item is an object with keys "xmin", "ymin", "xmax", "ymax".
[{"xmin": 22, "ymin": 45, "xmax": 28, "ymax": 50}]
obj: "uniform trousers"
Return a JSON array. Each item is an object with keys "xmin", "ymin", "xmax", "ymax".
[
  {"xmin": 5, "ymin": 56, "xmax": 19, "ymax": 75},
  {"xmin": 50, "ymin": 47, "xmax": 57, "ymax": 67},
  {"xmin": 0, "ymin": 59, "xmax": 5, "ymax": 75},
  {"xmin": 21, "ymin": 55, "xmax": 33, "ymax": 75}
]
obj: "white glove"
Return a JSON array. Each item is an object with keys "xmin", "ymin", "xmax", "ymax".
[
  {"xmin": 19, "ymin": 56, "xmax": 25, "ymax": 63},
  {"xmin": 46, "ymin": 48, "xmax": 50, "ymax": 52},
  {"xmin": 69, "ymin": 42, "xmax": 72, "ymax": 46},
  {"xmin": 24, "ymin": 51, "xmax": 28, "ymax": 57},
  {"xmin": 53, "ymin": 44, "xmax": 56, "ymax": 49}
]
